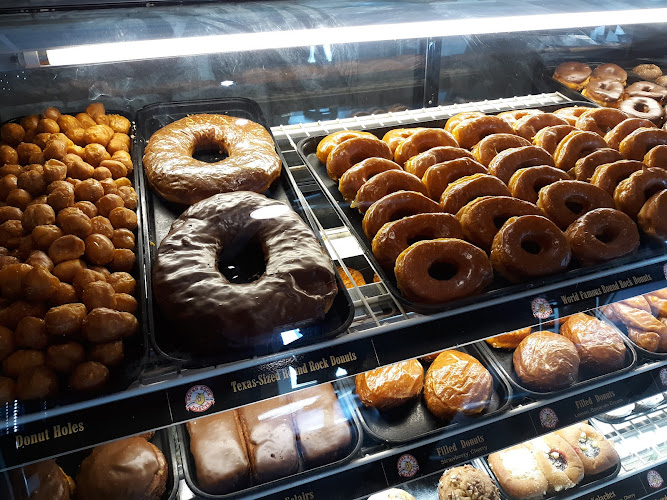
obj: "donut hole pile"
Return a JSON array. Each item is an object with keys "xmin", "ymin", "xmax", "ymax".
[
  {"xmin": 317, "ymin": 105, "xmax": 667, "ymax": 304},
  {"xmin": 0, "ymin": 103, "xmax": 140, "ymax": 404}
]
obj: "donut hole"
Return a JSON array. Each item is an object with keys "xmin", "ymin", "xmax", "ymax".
[
  {"xmin": 644, "ymin": 184, "xmax": 667, "ymax": 201},
  {"xmin": 407, "ymin": 232, "xmax": 436, "ymax": 246},
  {"xmin": 428, "ymin": 261, "xmax": 458, "ymax": 281},
  {"xmin": 192, "ymin": 139, "xmax": 229, "ymax": 163},
  {"xmin": 633, "ymin": 101, "xmax": 650, "ymax": 113},
  {"xmin": 390, "ymin": 210, "xmax": 418, "ymax": 223},
  {"xmin": 521, "ymin": 240, "xmax": 542, "ymax": 255},
  {"xmin": 493, "ymin": 216, "xmax": 511, "ymax": 229},
  {"xmin": 565, "ymin": 200, "xmax": 585, "ymax": 215},
  {"xmin": 218, "ymin": 235, "xmax": 266, "ymax": 284},
  {"xmin": 595, "ymin": 226, "xmax": 619, "ymax": 244}
]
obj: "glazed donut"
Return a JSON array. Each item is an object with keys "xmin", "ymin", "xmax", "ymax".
[
  {"xmin": 452, "ymin": 116, "xmax": 514, "ymax": 149},
  {"xmin": 644, "ymin": 144, "xmax": 667, "ymax": 168},
  {"xmin": 422, "ymin": 158, "xmax": 488, "ymax": 200},
  {"xmin": 456, "ymin": 196, "xmax": 542, "ymax": 251},
  {"xmin": 533, "ymin": 125, "xmax": 577, "ymax": 155},
  {"xmin": 362, "ymin": 191, "xmax": 442, "ymax": 239},
  {"xmin": 513, "ymin": 113, "xmax": 569, "ymax": 140},
  {"xmin": 564, "ymin": 208, "xmax": 640, "ymax": 265},
  {"xmin": 152, "ymin": 191, "xmax": 338, "ymax": 349},
  {"xmin": 372, "ymin": 213, "xmax": 463, "ymax": 270},
  {"xmin": 553, "ymin": 62, "xmax": 592, "ymax": 90},
  {"xmin": 490, "ymin": 215, "xmax": 571, "ymax": 282},
  {"xmin": 570, "ymin": 149, "xmax": 625, "ymax": 182},
  {"xmin": 444, "ymin": 111, "xmax": 485, "ymax": 134},
  {"xmin": 439, "ymin": 173, "xmax": 510, "ymax": 214},
  {"xmin": 338, "ymin": 158, "xmax": 402, "ymax": 201},
  {"xmin": 614, "ymin": 167, "xmax": 667, "ymax": 218},
  {"xmin": 591, "ymin": 63, "xmax": 627, "ymax": 84},
  {"xmin": 604, "ymin": 118, "xmax": 656, "ymax": 149},
  {"xmin": 633, "ymin": 64, "xmax": 663, "ymax": 82},
  {"xmin": 553, "ymin": 106, "xmax": 590, "ymax": 126},
  {"xmin": 537, "ymin": 180, "xmax": 614, "ymax": 229},
  {"xmin": 316, "ymin": 130, "xmax": 376, "ymax": 163},
  {"xmin": 488, "ymin": 145, "xmax": 555, "ymax": 183},
  {"xmin": 394, "ymin": 238, "xmax": 493, "ymax": 303},
  {"xmin": 625, "ymin": 81, "xmax": 667, "ymax": 104},
  {"xmin": 508, "ymin": 166, "xmax": 572, "ymax": 203},
  {"xmin": 590, "ymin": 160, "xmax": 645, "ymax": 195},
  {"xmin": 472, "ymin": 133, "xmax": 531, "ymax": 166},
  {"xmin": 142, "ymin": 114, "xmax": 282, "ymax": 204},
  {"xmin": 326, "ymin": 137, "xmax": 393, "ymax": 181},
  {"xmin": 353, "ymin": 170, "xmax": 427, "ymax": 213},
  {"xmin": 619, "ymin": 97, "xmax": 665, "ymax": 125},
  {"xmin": 575, "ymin": 108, "xmax": 628, "ymax": 136},
  {"xmin": 497, "ymin": 109, "xmax": 544, "ymax": 127},
  {"xmin": 394, "ymin": 128, "xmax": 458, "ymax": 166},
  {"xmin": 638, "ymin": 189, "xmax": 667, "ymax": 239},
  {"xmin": 553, "ymin": 131, "xmax": 608, "ymax": 171},
  {"xmin": 382, "ymin": 128, "xmax": 425, "ymax": 154},
  {"xmin": 404, "ymin": 146, "xmax": 474, "ymax": 178},
  {"xmin": 619, "ymin": 127, "xmax": 667, "ymax": 160},
  {"xmin": 582, "ymin": 79, "xmax": 624, "ymax": 107}
]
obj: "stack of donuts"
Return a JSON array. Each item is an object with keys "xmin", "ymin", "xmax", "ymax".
[
  {"xmin": 317, "ymin": 105, "xmax": 667, "ymax": 305},
  {"xmin": 0, "ymin": 103, "xmax": 140, "ymax": 403}
]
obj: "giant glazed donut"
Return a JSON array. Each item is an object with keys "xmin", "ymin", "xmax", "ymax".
[
  {"xmin": 152, "ymin": 191, "xmax": 338, "ymax": 349},
  {"xmin": 143, "ymin": 114, "xmax": 282, "ymax": 205}
]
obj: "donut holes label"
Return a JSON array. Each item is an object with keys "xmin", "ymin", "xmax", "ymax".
[
  {"xmin": 185, "ymin": 385, "xmax": 215, "ymax": 412},
  {"xmin": 647, "ymin": 470, "xmax": 664, "ymax": 489},
  {"xmin": 397, "ymin": 454, "xmax": 419, "ymax": 478},
  {"xmin": 539, "ymin": 407, "xmax": 559, "ymax": 429},
  {"xmin": 531, "ymin": 297, "xmax": 553, "ymax": 320}
]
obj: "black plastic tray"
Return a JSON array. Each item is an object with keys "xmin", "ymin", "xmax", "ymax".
[
  {"xmin": 133, "ymin": 98, "xmax": 354, "ymax": 367},
  {"xmin": 178, "ymin": 382, "xmax": 363, "ymax": 499},
  {"xmin": 596, "ymin": 308, "xmax": 667, "ymax": 361},
  {"xmin": 475, "ymin": 318, "xmax": 637, "ymax": 400},
  {"xmin": 345, "ymin": 345, "xmax": 512, "ymax": 445}
]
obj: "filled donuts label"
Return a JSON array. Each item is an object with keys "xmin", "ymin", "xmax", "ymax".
[
  {"xmin": 539, "ymin": 407, "xmax": 559, "ymax": 429},
  {"xmin": 185, "ymin": 385, "xmax": 215, "ymax": 412},
  {"xmin": 531, "ymin": 297, "xmax": 553, "ymax": 320},
  {"xmin": 397, "ymin": 453, "xmax": 419, "ymax": 478}
]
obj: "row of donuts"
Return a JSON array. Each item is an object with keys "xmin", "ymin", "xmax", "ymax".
[{"xmin": 0, "ymin": 103, "xmax": 140, "ymax": 403}]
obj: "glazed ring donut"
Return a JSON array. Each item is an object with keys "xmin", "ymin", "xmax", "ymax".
[
  {"xmin": 638, "ymin": 189, "xmax": 667, "ymax": 239},
  {"xmin": 152, "ymin": 191, "xmax": 338, "ymax": 349},
  {"xmin": 582, "ymin": 79, "xmax": 625, "ymax": 107},
  {"xmin": 592, "ymin": 63, "xmax": 627, "ymax": 84},
  {"xmin": 326, "ymin": 137, "xmax": 393, "ymax": 181},
  {"xmin": 372, "ymin": 213, "xmax": 463, "ymax": 270},
  {"xmin": 537, "ymin": 180, "xmax": 614, "ymax": 229},
  {"xmin": 644, "ymin": 144, "xmax": 667, "ymax": 168},
  {"xmin": 625, "ymin": 81, "xmax": 667, "ymax": 104},
  {"xmin": 564, "ymin": 208, "xmax": 640, "ymax": 266},
  {"xmin": 439, "ymin": 173, "xmax": 510, "ymax": 214},
  {"xmin": 508, "ymin": 166, "xmax": 572, "ymax": 203},
  {"xmin": 490, "ymin": 215, "xmax": 571, "ymax": 282},
  {"xmin": 452, "ymin": 116, "xmax": 514, "ymax": 149},
  {"xmin": 444, "ymin": 111, "xmax": 485, "ymax": 134},
  {"xmin": 619, "ymin": 97, "xmax": 665, "ymax": 125},
  {"xmin": 497, "ymin": 109, "xmax": 544, "ymax": 127},
  {"xmin": 488, "ymin": 145, "xmax": 555, "ymax": 183},
  {"xmin": 362, "ymin": 191, "xmax": 442, "ymax": 239},
  {"xmin": 513, "ymin": 113, "xmax": 569, "ymax": 140},
  {"xmin": 142, "ymin": 114, "xmax": 282, "ymax": 205},
  {"xmin": 456, "ymin": 195, "xmax": 542, "ymax": 252},
  {"xmin": 555, "ymin": 423, "xmax": 620, "ymax": 476},
  {"xmin": 382, "ymin": 128, "xmax": 425, "ymax": 153},
  {"xmin": 590, "ymin": 160, "xmax": 645, "ymax": 195},
  {"xmin": 394, "ymin": 128, "xmax": 458, "ymax": 166},
  {"xmin": 394, "ymin": 238, "xmax": 493, "ymax": 303},
  {"xmin": 472, "ymin": 133, "xmax": 530, "ymax": 166},
  {"xmin": 569, "ymin": 149, "xmax": 625, "ymax": 182},
  {"xmin": 553, "ymin": 130, "xmax": 608, "ymax": 171},
  {"xmin": 604, "ymin": 118, "xmax": 656, "ymax": 149},
  {"xmin": 533, "ymin": 125, "xmax": 577, "ymax": 155},
  {"xmin": 422, "ymin": 158, "xmax": 488, "ymax": 200},
  {"xmin": 404, "ymin": 146, "xmax": 474, "ymax": 178},
  {"xmin": 338, "ymin": 158, "xmax": 402, "ymax": 201},
  {"xmin": 575, "ymin": 108, "xmax": 628, "ymax": 136},
  {"xmin": 619, "ymin": 128, "xmax": 667, "ymax": 160},
  {"xmin": 353, "ymin": 170, "xmax": 427, "ymax": 213},
  {"xmin": 614, "ymin": 167, "xmax": 667, "ymax": 219},
  {"xmin": 316, "ymin": 130, "xmax": 376, "ymax": 163},
  {"xmin": 531, "ymin": 434, "xmax": 584, "ymax": 494},
  {"xmin": 553, "ymin": 106, "xmax": 590, "ymax": 126}
]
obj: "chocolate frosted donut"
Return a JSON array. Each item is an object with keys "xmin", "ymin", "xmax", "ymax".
[
  {"xmin": 625, "ymin": 81, "xmax": 667, "ymax": 103},
  {"xmin": 619, "ymin": 97, "xmax": 665, "ymax": 125},
  {"xmin": 553, "ymin": 62, "xmax": 592, "ymax": 90},
  {"xmin": 591, "ymin": 63, "xmax": 627, "ymax": 84},
  {"xmin": 583, "ymin": 79, "xmax": 624, "ymax": 107},
  {"xmin": 152, "ymin": 191, "xmax": 338, "ymax": 349},
  {"xmin": 143, "ymin": 114, "xmax": 282, "ymax": 205},
  {"xmin": 538, "ymin": 180, "xmax": 614, "ymax": 229}
]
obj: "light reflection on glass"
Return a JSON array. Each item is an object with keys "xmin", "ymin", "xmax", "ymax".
[{"xmin": 280, "ymin": 329, "xmax": 303, "ymax": 345}]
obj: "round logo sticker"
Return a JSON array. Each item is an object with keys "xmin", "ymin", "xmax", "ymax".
[
  {"xmin": 647, "ymin": 470, "xmax": 664, "ymax": 489},
  {"xmin": 663, "ymin": 263, "xmax": 667, "ymax": 280},
  {"xmin": 531, "ymin": 298, "xmax": 553, "ymax": 320},
  {"xmin": 539, "ymin": 407, "xmax": 559, "ymax": 429},
  {"xmin": 397, "ymin": 454, "xmax": 419, "ymax": 478},
  {"xmin": 660, "ymin": 367, "xmax": 667, "ymax": 387},
  {"xmin": 185, "ymin": 385, "xmax": 215, "ymax": 412}
]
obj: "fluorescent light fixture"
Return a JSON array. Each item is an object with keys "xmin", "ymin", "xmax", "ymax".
[{"xmin": 37, "ymin": 8, "xmax": 667, "ymax": 67}]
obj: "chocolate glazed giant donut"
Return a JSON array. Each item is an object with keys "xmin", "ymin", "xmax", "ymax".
[
  {"xmin": 152, "ymin": 191, "xmax": 338, "ymax": 350},
  {"xmin": 143, "ymin": 114, "xmax": 282, "ymax": 205}
]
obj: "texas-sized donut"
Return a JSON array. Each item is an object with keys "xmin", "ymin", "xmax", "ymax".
[
  {"xmin": 490, "ymin": 215, "xmax": 571, "ymax": 282},
  {"xmin": 508, "ymin": 166, "xmax": 571, "ymax": 204},
  {"xmin": 152, "ymin": 191, "xmax": 338, "ymax": 349},
  {"xmin": 569, "ymin": 149, "xmax": 625, "ymax": 182},
  {"xmin": 619, "ymin": 127, "xmax": 667, "ymax": 160},
  {"xmin": 394, "ymin": 128, "xmax": 458, "ymax": 166},
  {"xmin": 604, "ymin": 118, "xmax": 656, "ymax": 150},
  {"xmin": 488, "ymin": 145, "xmax": 555, "ymax": 183},
  {"xmin": 472, "ymin": 133, "xmax": 531, "ymax": 166},
  {"xmin": 326, "ymin": 137, "xmax": 393, "ymax": 181},
  {"xmin": 394, "ymin": 238, "xmax": 493, "ymax": 303},
  {"xmin": 614, "ymin": 167, "xmax": 667, "ymax": 219},
  {"xmin": 362, "ymin": 191, "xmax": 442, "ymax": 239},
  {"xmin": 590, "ymin": 160, "xmax": 645, "ymax": 195},
  {"xmin": 316, "ymin": 130, "xmax": 376, "ymax": 163},
  {"xmin": 422, "ymin": 158, "xmax": 488, "ymax": 200},
  {"xmin": 537, "ymin": 180, "xmax": 614, "ymax": 229},
  {"xmin": 338, "ymin": 158, "xmax": 402, "ymax": 201},
  {"xmin": 533, "ymin": 125, "xmax": 577, "ymax": 155},
  {"xmin": 439, "ymin": 173, "xmax": 510, "ymax": 214},
  {"xmin": 353, "ymin": 170, "xmax": 427, "ymax": 213},
  {"xmin": 513, "ymin": 113, "xmax": 569, "ymax": 140},
  {"xmin": 142, "ymin": 114, "xmax": 282, "ymax": 204},
  {"xmin": 553, "ymin": 131, "xmax": 608, "ymax": 171},
  {"xmin": 372, "ymin": 213, "xmax": 463, "ymax": 270},
  {"xmin": 452, "ymin": 116, "xmax": 514, "ymax": 149},
  {"xmin": 638, "ymin": 189, "xmax": 667, "ymax": 239},
  {"xmin": 564, "ymin": 208, "xmax": 639, "ymax": 265},
  {"xmin": 404, "ymin": 146, "xmax": 474, "ymax": 178}
]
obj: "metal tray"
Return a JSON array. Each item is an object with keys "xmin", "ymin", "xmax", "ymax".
[
  {"xmin": 475, "ymin": 318, "xmax": 638, "ymax": 400},
  {"xmin": 178, "ymin": 382, "xmax": 363, "ymax": 499},
  {"xmin": 133, "ymin": 98, "xmax": 354, "ymax": 367},
  {"xmin": 344, "ymin": 345, "xmax": 512, "ymax": 445}
]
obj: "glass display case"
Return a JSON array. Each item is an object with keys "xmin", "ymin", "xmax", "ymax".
[{"xmin": 1, "ymin": 1, "xmax": 667, "ymax": 499}]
